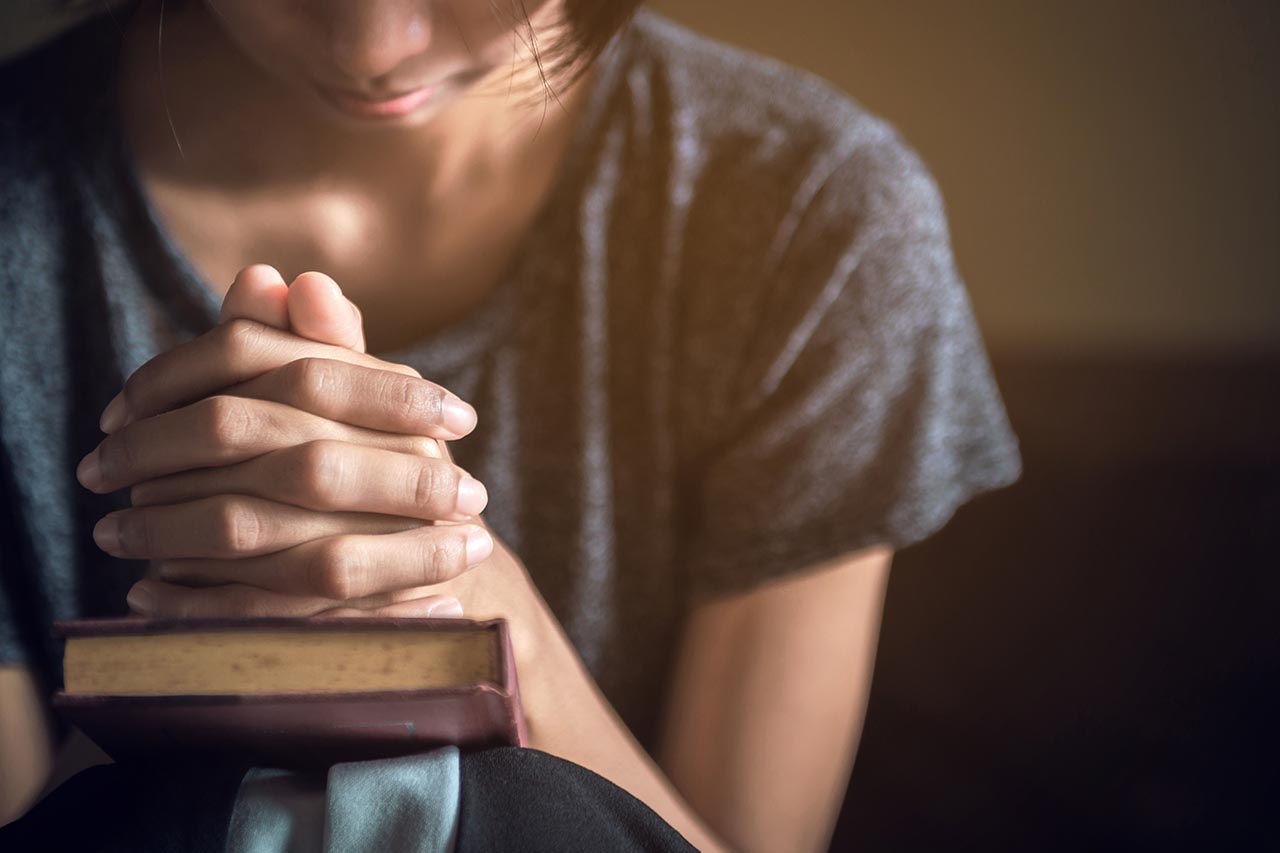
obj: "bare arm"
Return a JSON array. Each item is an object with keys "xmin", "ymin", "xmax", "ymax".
[
  {"xmin": 440, "ymin": 537, "xmax": 732, "ymax": 851},
  {"xmin": 442, "ymin": 541, "xmax": 890, "ymax": 852},
  {"xmin": 0, "ymin": 665, "xmax": 55, "ymax": 827},
  {"xmin": 659, "ymin": 546, "xmax": 893, "ymax": 852},
  {"xmin": 1, "ymin": 546, "xmax": 888, "ymax": 845},
  {"xmin": 71, "ymin": 271, "xmax": 887, "ymax": 847}
]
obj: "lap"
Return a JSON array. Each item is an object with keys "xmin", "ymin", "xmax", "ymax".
[{"xmin": 0, "ymin": 748, "xmax": 696, "ymax": 853}]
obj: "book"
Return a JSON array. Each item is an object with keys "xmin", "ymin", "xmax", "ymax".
[{"xmin": 52, "ymin": 616, "xmax": 526, "ymax": 770}]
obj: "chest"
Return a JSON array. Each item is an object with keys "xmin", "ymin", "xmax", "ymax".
[{"xmin": 141, "ymin": 176, "xmax": 548, "ymax": 354}]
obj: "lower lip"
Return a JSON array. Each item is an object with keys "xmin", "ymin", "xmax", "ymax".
[{"xmin": 321, "ymin": 84, "xmax": 441, "ymax": 120}]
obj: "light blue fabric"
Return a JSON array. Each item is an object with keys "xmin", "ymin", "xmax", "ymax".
[
  {"xmin": 324, "ymin": 748, "xmax": 460, "ymax": 852},
  {"xmin": 225, "ymin": 747, "xmax": 460, "ymax": 853},
  {"xmin": 226, "ymin": 768, "xmax": 327, "ymax": 853}
]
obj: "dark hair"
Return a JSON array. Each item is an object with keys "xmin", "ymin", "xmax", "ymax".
[{"xmin": 493, "ymin": 0, "xmax": 644, "ymax": 100}]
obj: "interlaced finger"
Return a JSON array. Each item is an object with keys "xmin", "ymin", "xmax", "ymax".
[
  {"xmin": 79, "ymin": 396, "xmax": 448, "ymax": 494},
  {"xmin": 151, "ymin": 523, "xmax": 494, "ymax": 600},
  {"xmin": 101, "ymin": 319, "xmax": 421, "ymax": 432},
  {"xmin": 223, "ymin": 357, "xmax": 476, "ymax": 439},
  {"xmin": 93, "ymin": 495, "xmax": 424, "ymax": 560},
  {"xmin": 129, "ymin": 440, "xmax": 488, "ymax": 521}
]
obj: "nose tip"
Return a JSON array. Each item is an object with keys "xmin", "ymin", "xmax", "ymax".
[{"xmin": 330, "ymin": 11, "xmax": 432, "ymax": 86}]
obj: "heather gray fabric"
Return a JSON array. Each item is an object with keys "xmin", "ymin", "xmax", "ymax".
[{"xmin": 0, "ymin": 8, "xmax": 1020, "ymax": 747}]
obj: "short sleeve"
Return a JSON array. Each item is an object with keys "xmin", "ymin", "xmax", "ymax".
[{"xmin": 681, "ymin": 133, "xmax": 1021, "ymax": 602}]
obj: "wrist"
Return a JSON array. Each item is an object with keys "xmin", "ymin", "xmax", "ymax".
[
  {"xmin": 442, "ymin": 537, "xmax": 555, "ymax": 676},
  {"xmin": 442, "ymin": 539, "xmax": 588, "ymax": 746}
]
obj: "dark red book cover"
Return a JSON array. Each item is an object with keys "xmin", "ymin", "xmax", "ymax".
[{"xmin": 52, "ymin": 616, "xmax": 527, "ymax": 770}]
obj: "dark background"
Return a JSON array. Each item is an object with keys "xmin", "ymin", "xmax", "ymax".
[
  {"xmin": 834, "ymin": 357, "xmax": 1278, "ymax": 851},
  {"xmin": 650, "ymin": 1, "xmax": 1280, "ymax": 849}
]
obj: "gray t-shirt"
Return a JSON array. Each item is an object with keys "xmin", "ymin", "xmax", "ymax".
[{"xmin": 0, "ymin": 9, "xmax": 1020, "ymax": 747}]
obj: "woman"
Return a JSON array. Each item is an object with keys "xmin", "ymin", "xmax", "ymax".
[{"xmin": 0, "ymin": 1, "xmax": 1020, "ymax": 849}]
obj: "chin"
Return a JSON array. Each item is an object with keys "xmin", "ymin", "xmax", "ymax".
[{"xmin": 304, "ymin": 88, "xmax": 454, "ymax": 132}]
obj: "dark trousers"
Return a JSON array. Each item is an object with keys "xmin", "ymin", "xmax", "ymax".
[{"xmin": 1, "ymin": 748, "xmax": 698, "ymax": 852}]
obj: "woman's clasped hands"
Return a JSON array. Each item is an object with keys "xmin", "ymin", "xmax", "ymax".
[{"xmin": 76, "ymin": 265, "xmax": 494, "ymax": 619}]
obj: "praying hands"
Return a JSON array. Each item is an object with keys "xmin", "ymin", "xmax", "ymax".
[{"xmin": 77, "ymin": 265, "xmax": 494, "ymax": 619}]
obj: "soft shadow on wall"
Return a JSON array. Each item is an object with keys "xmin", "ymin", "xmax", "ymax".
[{"xmin": 649, "ymin": 1, "xmax": 1279, "ymax": 850}]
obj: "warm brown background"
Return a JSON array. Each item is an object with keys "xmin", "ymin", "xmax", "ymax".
[
  {"xmin": 652, "ymin": 0, "xmax": 1280, "ymax": 356},
  {"xmin": 650, "ymin": 2, "xmax": 1278, "ymax": 850}
]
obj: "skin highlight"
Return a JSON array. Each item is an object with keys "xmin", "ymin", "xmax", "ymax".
[{"xmin": 121, "ymin": 0, "xmax": 595, "ymax": 353}]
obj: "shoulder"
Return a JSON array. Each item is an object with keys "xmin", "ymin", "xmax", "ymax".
[
  {"xmin": 0, "ymin": 23, "xmax": 115, "ymax": 360},
  {"xmin": 611, "ymin": 12, "xmax": 959, "ymax": 307},
  {"xmin": 0, "ymin": 19, "xmax": 115, "ymax": 275},
  {"xmin": 0, "ymin": 21, "xmax": 105, "ymax": 223},
  {"xmin": 624, "ymin": 11, "xmax": 878, "ymax": 150},
  {"xmin": 616, "ymin": 11, "xmax": 950, "ymax": 264}
]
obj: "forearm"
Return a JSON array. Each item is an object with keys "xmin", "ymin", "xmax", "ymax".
[
  {"xmin": 0, "ymin": 666, "xmax": 56, "ymax": 826},
  {"xmin": 658, "ymin": 547, "xmax": 892, "ymax": 853},
  {"xmin": 443, "ymin": 542, "xmax": 728, "ymax": 852}
]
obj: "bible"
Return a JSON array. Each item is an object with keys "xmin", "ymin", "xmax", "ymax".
[{"xmin": 52, "ymin": 616, "xmax": 526, "ymax": 769}]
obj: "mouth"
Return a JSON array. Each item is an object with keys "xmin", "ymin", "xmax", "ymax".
[{"xmin": 317, "ymin": 83, "xmax": 443, "ymax": 120}]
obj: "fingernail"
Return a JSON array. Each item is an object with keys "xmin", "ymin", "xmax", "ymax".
[
  {"xmin": 77, "ymin": 449, "xmax": 104, "ymax": 491},
  {"xmin": 93, "ymin": 514, "xmax": 122, "ymax": 555},
  {"xmin": 465, "ymin": 527, "xmax": 494, "ymax": 565},
  {"xmin": 441, "ymin": 395, "xmax": 477, "ymax": 436},
  {"xmin": 100, "ymin": 393, "xmax": 128, "ymax": 432},
  {"xmin": 427, "ymin": 597, "xmax": 464, "ymax": 618},
  {"xmin": 127, "ymin": 583, "xmax": 154, "ymax": 615},
  {"xmin": 455, "ymin": 477, "xmax": 488, "ymax": 516}
]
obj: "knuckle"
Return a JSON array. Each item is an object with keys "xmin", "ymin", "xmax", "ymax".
[
  {"xmin": 224, "ymin": 585, "xmax": 271, "ymax": 618},
  {"xmin": 403, "ymin": 435, "xmax": 441, "ymax": 459},
  {"xmin": 119, "ymin": 371, "xmax": 147, "ymax": 418},
  {"xmin": 116, "ymin": 428, "xmax": 141, "ymax": 479},
  {"xmin": 212, "ymin": 496, "xmax": 264, "ymax": 555},
  {"xmin": 170, "ymin": 590, "xmax": 196, "ymax": 620},
  {"xmin": 220, "ymin": 317, "xmax": 266, "ymax": 359},
  {"xmin": 293, "ymin": 440, "xmax": 345, "ymax": 509},
  {"xmin": 419, "ymin": 534, "xmax": 460, "ymax": 585},
  {"xmin": 117, "ymin": 510, "xmax": 152, "ymax": 557},
  {"xmin": 289, "ymin": 357, "xmax": 338, "ymax": 407},
  {"xmin": 202, "ymin": 396, "xmax": 256, "ymax": 455},
  {"xmin": 395, "ymin": 378, "xmax": 442, "ymax": 427},
  {"xmin": 97, "ymin": 433, "xmax": 130, "ymax": 486},
  {"xmin": 409, "ymin": 462, "xmax": 447, "ymax": 513},
  {"xmin": 312, "ymin": 538, "xmax": 361, "ymax": 600},
  {"xmin": 96, "ymin": 423, "xmax": 146, "ymax": 487}
]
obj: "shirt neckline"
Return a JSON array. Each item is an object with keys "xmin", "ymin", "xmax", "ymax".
[{"xmin": 97, "ymin": 14, "xmax": 636, "ymax": 374}]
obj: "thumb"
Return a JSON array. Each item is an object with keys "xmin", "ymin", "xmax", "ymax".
[
  {"xmin": 286, "ymin": 271, "xmax": 367, "ymax": 353},
  {"xmin": 219, "ymin": 264, "xmax": 290, "ymax": 328}
]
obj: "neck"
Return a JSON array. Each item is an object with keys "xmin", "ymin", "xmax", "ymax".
[{"xmin": 116, "ymin": 2, "xmax": 590, "ymax": 199}]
